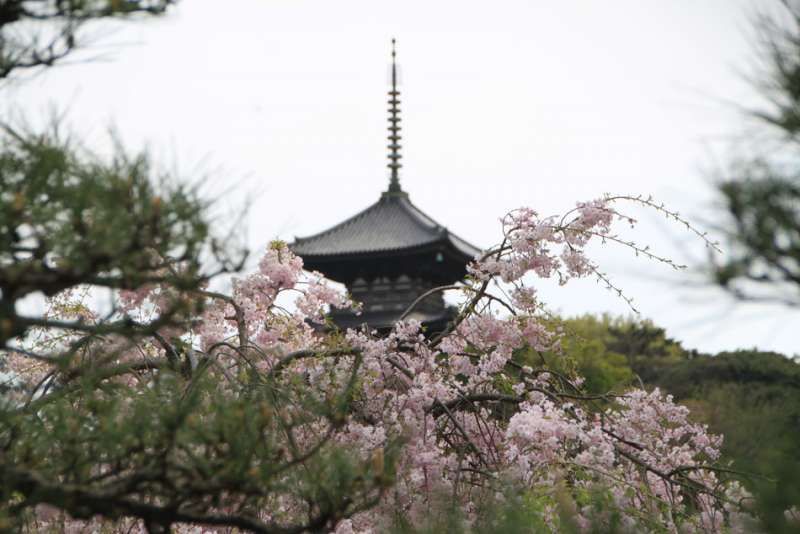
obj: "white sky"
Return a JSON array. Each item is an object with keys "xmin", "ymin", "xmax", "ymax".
[{"xmin": 4, "ymin": 0, "xmax": 799, "ymax": 355}]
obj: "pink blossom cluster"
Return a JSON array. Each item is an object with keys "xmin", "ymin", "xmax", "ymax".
[
  {"xmin": 196, "ymin": 242, "xmax": 353, "ymax": 356},
  {"xmin": 468, "ymin": 199, "xmax": 620, "ymax": 288}
]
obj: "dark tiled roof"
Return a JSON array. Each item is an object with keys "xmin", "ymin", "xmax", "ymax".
[{"xmin": 291, "ymin": 192, "xmax": 480, "ymax": 259}]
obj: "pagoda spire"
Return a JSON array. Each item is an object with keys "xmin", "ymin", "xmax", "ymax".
[{"xmin": 387, "ymin": 38, "xmax": 403, "ymax": 194}]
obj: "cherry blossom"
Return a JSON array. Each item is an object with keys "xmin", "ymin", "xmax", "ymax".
[{"xmin": 14, "ymin": 198, "xmax": 772, "ymax": 533}]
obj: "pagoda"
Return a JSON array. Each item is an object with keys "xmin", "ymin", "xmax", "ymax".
[{"xmin": 290, "ymin": 40, "xmax": 480, "ymax": 332}]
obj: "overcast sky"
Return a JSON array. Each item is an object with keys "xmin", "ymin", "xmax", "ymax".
[{"xmin": 5, "ymin": 0, "xmax": 799, "ymax": 355}]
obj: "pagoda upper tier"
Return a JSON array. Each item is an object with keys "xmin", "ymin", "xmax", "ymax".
[{"xmin": 289, "ymin": 39, "xmax": 480, "ymax": 331}]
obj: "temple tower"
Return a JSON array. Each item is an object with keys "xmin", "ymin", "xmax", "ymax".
[{"xmin": 291, "ymin": 40, "xmax": 479, "ymax": 332}]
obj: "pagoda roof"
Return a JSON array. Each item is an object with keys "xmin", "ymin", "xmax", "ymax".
[{"xmin": 291, "ymin": 192, "xmax": 480, "ymax": 261}]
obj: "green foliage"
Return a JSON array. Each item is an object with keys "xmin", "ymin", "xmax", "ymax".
[
  {"xmin": 556, "ymin": 315, "xmax": 635, "ymax": 394},
  {"xmin": 546, "ymin": 315, "xmax": 687, "ymax": 396},
  {"xmin": 713, "ymin": 167, "xmax": 800, "ymax": 306},
  {"xmin": 656, "ymin": 350, "xmax": 800, "ymax": 533},
  {"xmin": 0, "ymin": 124, "xmax": 241, "ymax": 347},
  {"xmin": 1, "ymin": 126, "xmax": 206, "ymax": 270},
  {"xmin": 1, "ymin": 357, "xmax": 397, "ymax": 531}
]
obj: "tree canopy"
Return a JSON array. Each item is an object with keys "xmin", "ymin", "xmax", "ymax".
[
  {"xmin": 0, "ymin": 1, "xmax": 176, "ymax": 80},
  {"xmin": 711, "ymin": 1, "xmax": 800, "ymax": 307}
]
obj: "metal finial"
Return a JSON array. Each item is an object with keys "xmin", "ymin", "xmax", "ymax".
[{"xmin": 387, "ymin": 38, "xmax": 402, "ymax": 194}]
